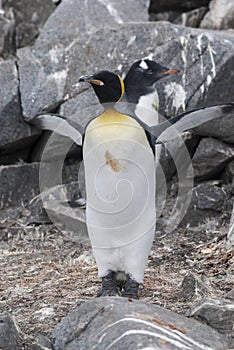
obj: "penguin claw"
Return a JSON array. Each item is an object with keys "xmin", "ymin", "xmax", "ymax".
[
  {"xmin": 121, "ymin": 275, "xmax": 139, "ymax": 299},
  {"xmin": 97, "ymin": 271, "xmax": 120, "ymax": 297}
]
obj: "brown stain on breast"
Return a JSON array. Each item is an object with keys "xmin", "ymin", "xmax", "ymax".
[{"xmin": 105, "ymin": 150, "xmax": 123, "ymax": 172}]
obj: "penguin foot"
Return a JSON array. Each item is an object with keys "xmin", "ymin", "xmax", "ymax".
[
  {"xmin": 121, "ymin": 275, "xmax": 139, "ymax": 299},
  {"xmin": 96, "ymin": 271, "xmax": 120, "ymax": 297}
]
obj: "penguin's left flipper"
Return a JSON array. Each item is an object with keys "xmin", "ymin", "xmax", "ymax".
[
  {"xmin": 151, "ymin": 103, "xmax": 234, "ymax": 143},
  {"xmin": 29, "ymin": 113, "xmax": 84, "ymax": 146}
]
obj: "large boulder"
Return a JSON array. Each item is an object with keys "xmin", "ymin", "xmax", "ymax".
[
  {"xmin": 37, "ymin": 0, "xmax": 150, "ymax": 44},
  {"xmin": 0, "ymin": 312, "xmax": 53, "ymax": 350},
  {"xmin": 53, "ymin": 297, "xmax": 229, "ymax": 350},
  {"xmin": 191, "ymin": 180, "xmax": 227, "ymax": 211},
  {"xmin": 17, "ymin": 21, "xmax": 234, "ymax": 120},
  {"xmin": 0, "ymin": 160, "xmax": 80, "ymax": 210},
  {"xmin": 149, "ymin": 0, "xmax": 234, "ymax": 30},
  {"xmin": 192, "ymin": 137, "xmax": 234, "ymax": 179},
  {"xmin": 191, "ymin": 297, "xmax": 234, "ymax": 335},
  {"xmin": 0, "ymin": 312, "xmax": 23, "ymax": 350},
  {"xmin": 200, "ymin": 0, "xmax": 234, "ymax": 30},
  {"xmin": 193, "ymin": 105, "xmax": 234, "ymax": 144},
  {"xmin": 0, "ymin": 163, "xmax": 40, "ymax": 209},
  {"xmin": 2, "ymin": 0, "xmax": 57, "ymax": 48}
]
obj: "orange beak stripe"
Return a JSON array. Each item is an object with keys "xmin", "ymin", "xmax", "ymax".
[
  {"xmin": 88, "ymin": 79, "xmax": 104, "ymax": 86},
  {"xmin": 163, "ymin": 69, "xmax": 180, "ymax": 75}
]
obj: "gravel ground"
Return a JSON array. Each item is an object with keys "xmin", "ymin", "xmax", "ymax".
[{"xmin": 0, "ymin": 218, "xmax": 233, "ymax": 346}]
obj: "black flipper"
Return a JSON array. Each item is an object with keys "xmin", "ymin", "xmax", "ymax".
[
  {"xmin": 29, "ymin": 113, "xmax": 83, "ymax": 146},
  {"xmin": 151, "ymin": 103, "xmax": 234, "ymax": 143}
]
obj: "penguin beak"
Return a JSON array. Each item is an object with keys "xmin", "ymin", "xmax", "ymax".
[
  {"xmin": 163, "ymin": 69, "xmax": 180, "ymax": 75},
  {"xmin": 79, "ymin": 75, "xmax": 104, "ymax": 86}
]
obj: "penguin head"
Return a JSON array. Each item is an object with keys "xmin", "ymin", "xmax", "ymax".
[
  {"xmin": 79, "ymin": 71, "xmax": 125, "ymax": 106},
  {"xmin": 124, "ymin": 59, "xmax": 179, "ymax": 95}
]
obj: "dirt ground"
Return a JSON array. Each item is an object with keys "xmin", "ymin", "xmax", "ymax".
[{"xmin": 0, "ymin": 219, "xmax": 233, "ymax": 346}]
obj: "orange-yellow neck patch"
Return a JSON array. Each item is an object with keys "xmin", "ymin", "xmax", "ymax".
[{"xmin": 117, "ymin": 75, "xmax": 125, "ymax": 103}]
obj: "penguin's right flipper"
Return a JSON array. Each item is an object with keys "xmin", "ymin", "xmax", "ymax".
[
  {"xmin": 152, "ymin": 103, "xmax": 234, "ymax": 143},
  {"xmin": 29, "ymin": 113, "xmax": 83, "ymax": 146}
]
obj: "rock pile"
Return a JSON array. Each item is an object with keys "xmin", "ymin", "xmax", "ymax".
[
  {"xmin": 0, "ymin": 0, "xmax": 233, "ymax": 349},
  {"xmin": 149, "ymin": 0, "xmax": 234, "ymax": 30}
]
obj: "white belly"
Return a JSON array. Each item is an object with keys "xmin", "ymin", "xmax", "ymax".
[
  {"xmin": 83, "ymin": 113, "xmax": 156, "ymax": 282},
  {"xmin": 135, "ymin": 90, "xmax": 159, "ymax": 126}
]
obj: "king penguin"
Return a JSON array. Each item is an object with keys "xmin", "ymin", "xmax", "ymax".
[{"xmin": 79, "ymin": 70, "xmax": 156, "ymax": 298}]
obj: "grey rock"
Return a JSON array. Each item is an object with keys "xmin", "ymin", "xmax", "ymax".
[
  {"xmin": 0, "ymin": 162, "xmax": 40, "ymax": 210},
  {"xmin": 9, "ymin": 172, "xmax": 88, "ymax": 240},
  {"xmin": 179, "ymin": 272, "xmax": 210, "ymax": 302},
  {"xmin": 0, "ymin": 160, "xmax": 81, "ymax": 210},
  {"xmin": 225, "ymin": 288, "xmax": 234, "ymax": 301},
  {"xmin": 180, "ymin": 7, "xmax": 208, "ymax": 27},
  {"xmin": 150, "ymin": 7, "xmax": 208, "ymax": 28},
  {"xmin": 30, "ymin": 130, "xmax": 82, "ymax": 162},
  {"xmin": 180, "ymin": 207, "xmax": 221, "ymax": 227},
  {"xmin": 38, "ymin": 183, "xmax": 88, "ymax": 242},
  {"xmin": 30, "ymin": 89, "xmax": 100, "ymax": 162},
  {"xmin": 2, "ymin": 0, "xmax": 56, "ymax": 48},
  {"xmin": 195, "ymin": 53, "xmax": 234, "ymax": 110},
  {"xmin": 0, "ymin": 205, "xmax": 23, "ymax": 224},
  {"xmin": 193, "ymin": 106, "xmax": 234, "ymax": 143},
  {"xmin": 0, "ymin": 59, "xmax": 40, "ymax": 152},
  {"xmin": 0, "ymin": 312, "xmax": 23, "ymax": 350},
  {"xmin": 18, "ymin": 180, "xmax": 85, "ymax": 227},
  {"xmin": 19, "ymin": 194, "xmax": 50, "ymax": 225},
  {"xmin": 190, "ymin": 297, "xmax": 234, "ymax": 335},
  {"xmin": 35, "ymin": 334, "xmax": 53, "ymax": 350},
  {"xmin": 18, "ymin": 21, "xmax": 234, "ymax": 120},
  {"xmin": 192, "ymin": 138, "xmax": 234, "ymax": 179},
  {"xmin": 0, "ymin": 9, "xmax": 15, "ymax": 57},
  {"xmin": 159, "ymin": 132, "xmax": 201, "ymax": 182},
  {"xmin": 60, "ymin": 88, "xmax": 101, "ymax": 130},
  {"xmin": 227, "ymin": 204, "xmax": 234, "ymax": 249},
  {"xmin": 0, "ymin": 147, "xmax": 31, "ymax": 165},
  {"xmin": 222, "ymin": 160, "xmax": 234, "ymax": 184},
  {"xmin": 53, "ymin": 297, "xmax": 228, "ymax": 350},
  {"xmin": 191, "ymin": 180, "xmax": 227, "ymax": 211},
  {"xmin": 38, "ymin": 0, "xmax": 150, "ymax": 44},
  {"xmin": 149, "ymin": 10, "xmax": 181, "ymax": 23},
  {"xmin": 200, "ymin": 0, "xmax": 234, "ymax": 30}
]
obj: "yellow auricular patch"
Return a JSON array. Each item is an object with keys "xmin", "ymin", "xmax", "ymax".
[{"xmin": 117, "ymin": 75, "xmax": 125, "ymax": 103}]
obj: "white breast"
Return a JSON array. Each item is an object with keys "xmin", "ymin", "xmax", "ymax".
[
  {"xmin": 83, "ymin": 114, "xmax": 156, "ymax": 282},
  {"xmin": 135, "ymin": 90, "xmax": 159, "ymax": 126}
]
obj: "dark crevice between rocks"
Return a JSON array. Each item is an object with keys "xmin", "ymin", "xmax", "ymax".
[
  {"xmin": 148, "ymin": 0, "xmax": 210, "ymax": 24},
  {"xmin": 15, "ymin": 59, "xmax": 23, "ymax": 118},
  {"xmin": 149, "ymin": 0, "xmax": 211, "ymax": 14}
]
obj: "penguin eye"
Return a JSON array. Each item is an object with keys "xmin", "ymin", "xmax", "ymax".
[{"xmin": 147, "ymin": 69, "xmax": 154, "ymax": 75}]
